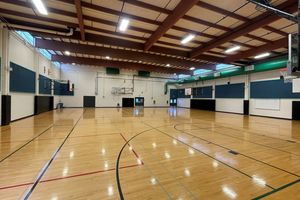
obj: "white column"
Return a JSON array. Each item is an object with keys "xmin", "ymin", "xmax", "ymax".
[
  {"xmin": 1, "ymin": 26, "xmax": 10, "ymax": 95},
  {"xmin": 34, "ymin": 50, "xmax": 39, "ymax": 95}
]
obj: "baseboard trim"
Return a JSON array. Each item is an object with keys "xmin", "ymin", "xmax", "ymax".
[
  {"xmin": 11, "ymin": 114, "xmax": 35, "ymax": 123},
  {"xmin": 249, "ymin": 114, "xmax": 291, "ymax": 120},
  {"xmin": 215, "ymin": 110, "xmax": 244, "ymax": 115}
]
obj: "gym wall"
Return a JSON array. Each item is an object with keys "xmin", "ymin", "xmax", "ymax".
[
  {"xmin": 6, "ymin": 33, "xmax": 60, "ymax": 121},
  {"xmin": 60, "ymin": 64, "xmax": 172, "ymax": 108},
  {"xmin": 178, "ymin": 69, "xmax": 300, "ymax": 119}
]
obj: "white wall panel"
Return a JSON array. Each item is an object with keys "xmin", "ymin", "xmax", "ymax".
[{"xmin": 216, "ymin": 99, "xmax": 244, "ymax": 114}]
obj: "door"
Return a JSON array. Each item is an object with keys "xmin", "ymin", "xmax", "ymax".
[
  {"xmin": 122, "ymin": 98, "xmax": 134, "ymax": 107},
  {"xmin": 135, "ymin": 97, "xmax": 144, "ymax": 106},
  {"xmin": 83, "ymin": 96, "xmax": 96, "ymax": 107}
]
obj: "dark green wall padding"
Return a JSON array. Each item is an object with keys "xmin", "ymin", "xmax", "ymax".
[{"xmin": 165, "ymin": 58, "xmax": 288, "ymax": 94}]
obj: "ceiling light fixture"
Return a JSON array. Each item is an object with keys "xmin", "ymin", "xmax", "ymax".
[
  {"xmin": 72, "ymin": 63, "xmax": 75, "ymax": 65},
  {"xmin": 225, "ymin": 46, "xmax": 241, "ymax": 54},
  {"xmin": 181, "ymin": 34, "xmax": 195, "ymax": 44},
  {"xmin": 254, "ymin": 52, "xmax": 270, "ymax": 59},
  {"xmin": 32, "ymin": 0, "xmax": 48, "ymax": 15},
  {"xmin": 118, "ymin": 18, "xmax": 130, "ymax": 32},
  {"xmin": 190, "ymin": 67, "xmax": 195, "ymax": 70},
  {"xmin": 166, "ymin": 64, "xmax": 170, "ymax": 67},
  {"xmin": 64, "ymin": 51, "xmax": 71, "ymax": 56},
  {"xmin": 105, "ymin": 56, "xmax": 111, "ymax": 60}
]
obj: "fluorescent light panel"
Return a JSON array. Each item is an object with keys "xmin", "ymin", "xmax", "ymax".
[
  {"xmin": 254, "ymin": 52, "xmax": 270, "ymax": 59},
  {"xmin": 181, "ymin": 34, "xmax": 195, "ymax": 44},
  {"xmin": 64, "ymin": 51, "xmax": 71, "ymax": 56},
  {"xmin": 189, "ymin": 67, "xmax": 195, "ymax": 70},
  {"xmin": 225, "ymin": 46, "xmax": 240, "ymax": 53},
  {"xmin": 119, "ymin": 19, "xmax": 130, "ymax": 32},
  {"xmin": 32, "ymin": 0, "xmax": 48, "ymax": 15}
]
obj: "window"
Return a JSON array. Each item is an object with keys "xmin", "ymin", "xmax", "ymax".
[
  {"xmin": 216, "ymin": 64, "xmax": 234, "ymax": 71},
  {"xmin": 178, "ymin": 74, "xmax": 190, "ymax": 79},
  {"xmin": 16, "ymin": 31, "xmax": 35, "ymax": 46},
  {"xmin": 39, "ymin": 49, "xmax": 51, "ymax": 60},
  {"xmin": 193, "ymin": 69, "xmax": 212, "ymax": 76},
  {"xmin": 16, "ymin": 31, "xmax": 60, "ymax": 67}
]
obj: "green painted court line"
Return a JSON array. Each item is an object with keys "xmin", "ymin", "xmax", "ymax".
[{"xmin": 252, "ymin": 178, "xmax": 300, "ymax": 200}]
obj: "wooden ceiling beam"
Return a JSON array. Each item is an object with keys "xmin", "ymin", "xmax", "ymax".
[
  {"xmin": 74, "ymin": 0, "xmax": 85, "ymax": 41},
  {"xmin": 51, "ymin": 55, "xmax": 191, "ymax": 74},
  {"xmin": 122, "ymin": 0, "xmax": 284, "ymax": 41},
  {"xmin": 36, "ymin": 38, "xmax": 211, "ymax": 69},
  {"xmin": 190, "ymin": 0, "xmax": 297, "ymax": 58},
  {"xmin": 224, "ymin": 37, "xmax": 288, "ymax": 63},
  {"xmin": 144, "ymin": 0, "xmax": 199, "ymax": 51}
]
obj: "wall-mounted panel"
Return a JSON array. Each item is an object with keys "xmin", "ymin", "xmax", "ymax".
[
  {"xmin": 39, "ymin": 75, "xmax": 52, "ymax": 95},
  {"xmin": 251, "ymin": 79, "xmax": 300, "ymax": 98},
  {"xmin": 177, "ymin": 89, "xmax": 191, "ymax": 98},
  {"xmin": 192, "ymin": 86, "xmax": 213, "ymax": 98},
  {"xmin": 10, "ymin": 62, "xmax": 35, "ymax": 93},
  {"xmin": 190, "ymin": 99, "xmax": 215, "ymax": 111},
  {"xmin": 215, "ymin": 83, "xmax": 244, "ymax": 98}
]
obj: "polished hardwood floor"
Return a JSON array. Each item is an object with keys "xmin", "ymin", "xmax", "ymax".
[{"xmin": 1, "ymin": 107, "xmax": 300, "ymax": 199}]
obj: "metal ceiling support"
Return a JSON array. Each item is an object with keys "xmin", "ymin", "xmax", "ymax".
[
  {"xmin": 248, "ymin": 0, "xmax": 297, "ymax": 22},
  {"xmin": 248, "ymin": 0, "xmax": 299, "ymax": 70}
]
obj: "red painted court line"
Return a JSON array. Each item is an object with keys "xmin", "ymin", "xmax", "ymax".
[
  {"xmin": 0, "ymin": 133, "xmax": 121, "ymax": 144},
  {"xmin": 119, "ymin": 133, "xmax": 144, "ymax": 165},
  {"xmin": 0, "ymin": 164, "xmax": 140, "ymax": 190}
]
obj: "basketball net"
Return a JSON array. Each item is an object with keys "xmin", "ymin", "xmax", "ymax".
[{"xmin": 280, "ymin": 68, "xmax": 297, "ymax": 83}]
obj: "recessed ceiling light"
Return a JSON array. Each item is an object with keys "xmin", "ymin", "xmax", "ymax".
[
  {"xmin": 166, "ymin": 64, "xmax": 170, "ymax": 67},
  {"xmin": 190, "ymin": 67, "xmax": 195, "ymax": 70},
  {"xmin": 174, "ymin": 73, "xmax": 177, "ymax": 76},
  {"xmin": 32, "ymin": 0, "xmax": 48, "ymax": 15},
  {"xmin": 181, "ymin": 34, "xmax": 195, "ymax": 44},
  {"xmin": 118, "ymin": 18, "xmax": 130, "ymax": 32},
  {"xmin": 225, "ymin": 46, "xmax": 241, "ymax": 54},
  {"xmin": 105, "ymin": 56, "xmax": 111, "ymax": 60},
  {"xmin": 254, "ymin": 52, "xmax": 270, "ymax": 59},
  {"xmin": 64, "ymin": 51, "xmax": 71, "ymax": 56},
  {"xmin": 72, "ymin": 63, "xmax": 75, "ymax": 65}
]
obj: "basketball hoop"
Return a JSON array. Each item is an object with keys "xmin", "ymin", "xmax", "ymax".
[{"xmin": 279, "ymin": 68, "xmax": 297, "ymax": 83}]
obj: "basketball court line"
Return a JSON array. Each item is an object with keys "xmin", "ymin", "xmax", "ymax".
[
  {"xmin": 117, "ymin": 128, "xmax": 175, "ymax": 200},
  {"xmin": 0, "ymin": 164, "xmax": 140, "ymax": 190},
  {"xmin": 252, "ymin": 178, "xmax": 300, "ymax": 200},
  {"xmin": 191, "ymin": 118, "xmax": 300, "ymax": 143},
  {"xmin": 177, "ymin": 123, "xmax": 300, "ymax": 157},
  {"xmin": 21, "ymin": 110, "xmax": 84, "ymax": 200},
  {"xmin": 143, "ymin": 122, "xmax": 276, "ymax": 190},
  {"xmin": 0, "ymin": 125, "xmax": 54, "ymax": 163},
  {"xmin": 174, "ymin": 124, "xmax": 300, "ymax": 178}
]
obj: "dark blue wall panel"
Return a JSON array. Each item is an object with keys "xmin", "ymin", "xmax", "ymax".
[
  {"xmin": 177, "ymin": 88, "xmax": 191, "ymax": 98},
  {"xmin": 170, "ymin": 89, "xmax": 178, "ymax": 99},
  {"xmin": 10, "ymin": 62, "xmax": 35, "ymax": 93},
  {"xmin": 251, "ymin": 79, "xmax": 300, "ymax": 98},
  {"xmin": 39, "ymin": 75, "xmax": 52, "ymax": 95},
  {"xmin": 192, "ymin": 86, "xmax": 213, "ymax": 98},
  {"xmin": 54, "ymin": 81, "xmax": 74, "ymax": 96},
  {"xmin": 215, "ymin": 83, "xmax": 245, "ymax": 98}
]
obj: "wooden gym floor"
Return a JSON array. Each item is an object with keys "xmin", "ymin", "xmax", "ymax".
[{"xmin": 1, "ymin": 108, "xmax": 300, "ymax": 200}]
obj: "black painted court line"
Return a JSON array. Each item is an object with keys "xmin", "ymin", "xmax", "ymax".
[
  {"xmin": 116, "ymin": 128, "xmax": 153, "ymax": 200},
  {"xmin": 0, "ymin": 125, "xmax": 54, "ymax": 163},
  {"xmin": 174, "ymin": 124, "xmax": 300, "ymax": 178},
  {"xmin": 192, "ymin": 119, "xmax": 300, "ymax": 144},
  {"xmin": 252, "ymin": 178, "xmax": 300, "ymax": 200},
  {"xmin": 195, "ymin": 125, "xmax": 300, "ymax": 156},
  {"xmin": 143, "ymin": 122, "xmax": 276, "ymax": 191},
  {"xmin": 22, "ymin": 110, "xmax": 84, "ymax": 200}
]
